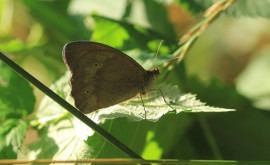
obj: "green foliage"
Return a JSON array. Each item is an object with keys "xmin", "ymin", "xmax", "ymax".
[
  {"xmin": 0, "ymin": 63, "xmax": 35, "ymax": 117},
  {"xmin": 91, "ymin": 15, "xmax": 177, "ymax": 51},
  {"xmin": 0, "ymin": 119, "xmax": 28, "ymax": 156},
  {"xmin": 1, "ymin": 0, "xmax": 270, "ymax": 163},
  {"xmin": 23, "ymin": 0, "xmax": 89, "ymax": 42},
  {"xmin": 0, "ymin": 62, "xmax": 34, "ymax": 158},
  {"xmin": 0, "ymin": 40, "xmax": 29, "ymax": 53}
]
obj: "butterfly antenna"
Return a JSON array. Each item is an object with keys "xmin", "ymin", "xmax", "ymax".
[{"xmin": 153, "ymin": 40, "xmax": 164, "ymax": 68}]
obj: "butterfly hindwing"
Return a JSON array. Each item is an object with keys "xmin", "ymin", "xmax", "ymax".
[{"xmin": 63, "ymin": 41, "xmax": 148, "ymax": 113}]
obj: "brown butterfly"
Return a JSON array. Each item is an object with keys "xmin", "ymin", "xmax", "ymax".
[{"xmin": 62, "ymin": 41, "xmax": 165, "ymax": 115}]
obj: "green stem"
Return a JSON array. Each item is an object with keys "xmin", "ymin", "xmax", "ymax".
[
  {"xmin": 174, "ymin": 0, "xmax": 237, "ymax": 63},
  {"xmin": 0, "ymin": 52, "xmax": 143, "ymax": 159}
]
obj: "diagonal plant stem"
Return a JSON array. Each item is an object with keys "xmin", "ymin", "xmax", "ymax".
[
  {"xmin": 0, "ymin": 52, "xmax": 143, "ymax": 160},
  {"xmin": 170, "ymin": 0, "xmax": 237, "ymax": 64}
]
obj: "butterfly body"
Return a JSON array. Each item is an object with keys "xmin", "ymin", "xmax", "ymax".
[{"xmin": 63, "ymin": 41, "xmax": 159, "ymax": 114}]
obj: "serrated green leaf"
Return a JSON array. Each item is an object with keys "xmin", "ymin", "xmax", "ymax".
[
  {"xmin": 0, "ymin": 119, "xmax": 28, "ymax": 154},
  {"xmin": 25, "ymin": 118, "xmax": 94, "ymax": 161},
  {"xmin": 6, "ymin": 120, "xmax": 28, "ymax": 152},
  {"xmin": 98, "ymin": 84, "xmax": 234, "ymax": 122}
]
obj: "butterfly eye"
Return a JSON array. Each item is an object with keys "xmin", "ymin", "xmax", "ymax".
[
  {"xmin": 94, "ymin": 63, "xmax": 98, "ymax": 66},
  {"xmin": 85, "ymin": 90, "xmax": 90, "ymax": 94}
]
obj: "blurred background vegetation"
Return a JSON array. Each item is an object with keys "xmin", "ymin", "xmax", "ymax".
[{"xmin": 1, "ymin": 0, "xmax": 270, "ymax": 163}]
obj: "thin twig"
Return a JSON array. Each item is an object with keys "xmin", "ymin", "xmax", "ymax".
[{"xmin": 169, "ymin": 0, "xmax": 238, "ymax": 65}]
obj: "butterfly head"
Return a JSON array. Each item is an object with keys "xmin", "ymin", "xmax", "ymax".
[
  {"xmin": 152, "ymin": 67, "xmax": 160, "ymax": 77},
  {"xmin": 146, "ymin": 67, "xmax": 160, "ymax": 80},
  {"xmin": 142, "ymin": 67, "xmax": 160, "ymax": 94}
]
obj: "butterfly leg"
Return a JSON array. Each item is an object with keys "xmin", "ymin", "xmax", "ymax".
[
  {"xmin": 150, "ymin": 89, "xmax": 175, "ymax": 111},
  {"xmin": 140, "ymin": 93, "xmax": 147, "ymax": 119}
]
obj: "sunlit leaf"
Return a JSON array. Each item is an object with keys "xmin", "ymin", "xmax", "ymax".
[
  {"xmin": 91, "ymin": 15, "xmax": 174, "ymax": 51},
  {"xmin": 0, "ymin": 119, "xmax": 28, "ymax": 158},
  {"xmin": 0, "ymin": 40, "xmax": 29, "ymax": 53}
]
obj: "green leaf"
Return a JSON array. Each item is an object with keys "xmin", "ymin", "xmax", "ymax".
[
  {"xmin": 236, "ymin": 46, "xmax": 270, "ymax": 110},
  {"xmin": 0, "ymin": 40, "xmax": 29, "ymax": 53},
  {"xmin": 141, "ymin": 131, "xmax": 163, "ymax": 159},
  {"xmin": 91, "ymin": 15, "xmax": 176, "ymax": 52},
  {"xmin": 25, "ymin": 116, "xmax": 150, "ymax": 161},
  {"xmin": 25, "ymin": 117, "xmax": 95, "ymax": 160},
  {"xmin": 0, "ymin": 56, "xmax": 33, "ymax": 159},
  {"xmin": 0, "ymin": 62, "xmax": 35, "ymax": 118},
  {"xmin": 118, "ymin": 84, "xmax": 234, "ymax": 121},
  {"xmin": 0, "ymin": 119, "xmax": 28, "ymax": 157},
  {"xmin": 91, "ymin": 15, "xmax": 131, "ymax": 49}
]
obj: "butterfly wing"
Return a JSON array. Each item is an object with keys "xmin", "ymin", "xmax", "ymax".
[{"xmin": 63, "ymin": 41, "xmax": 147, "ymax": 113}]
